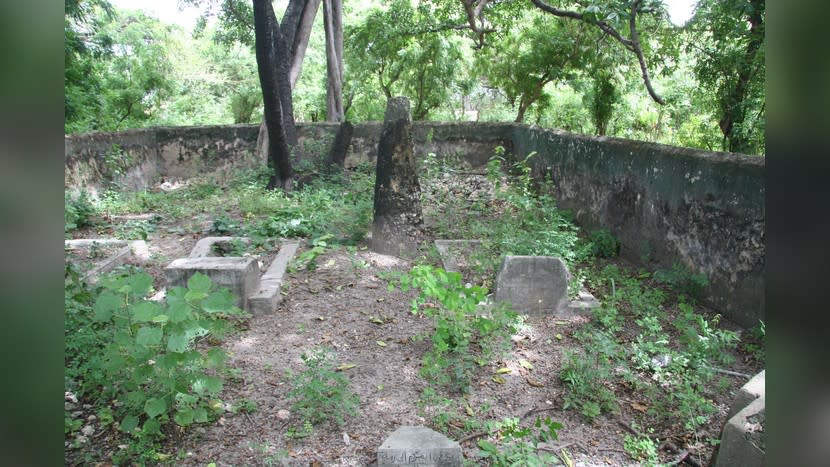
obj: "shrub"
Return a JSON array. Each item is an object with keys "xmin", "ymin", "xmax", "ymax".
[
  {"xmin": 65, "ymin": 190, "xmax": 97, "ymax": 233},
  {"xmin": 65, "ymin": 268, "xmax": 247, "ymax": 461},
  {"xmin": 394, "ymin": 265, "xmax": 520, "ymax": 393},
  {"xmin": 286, "ymin": 346, "xmax": 359, "ymax": 427},
  {"xmin": 654, "ymin": 263, "xmax": 709, "ymax": 300},
  {"xmin": 589, "ymin": 229, "xmax": 620, "ymax": 258}
]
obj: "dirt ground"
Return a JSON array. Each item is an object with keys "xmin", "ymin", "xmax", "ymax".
[{"xmin": 66, "ymin": 176, "xmax": 762, "ymax": 466}]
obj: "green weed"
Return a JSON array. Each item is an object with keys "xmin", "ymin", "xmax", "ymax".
[
  {"xmin": 285, "ymin": 346, "xmax": 359, "ymax": 427},
  {"xmin": 394, "ymin": 265, "xmax": 520, "ymax": 393},
  {"xmin": 477, "ymin": 416, "xmax": 562, "ymax": 466},
  {"xmin": 65, "ymin": 267, "xmax": 247, "ymax": 463}
]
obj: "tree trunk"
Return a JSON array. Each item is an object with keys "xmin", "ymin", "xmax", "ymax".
[
  {"xmin": 253, "ymin": 0, "xmax": 294, "ymax": 190},
  {"xmin": 256, "ymin": 0, "xmax": 319, "ymax": 170},
  {"xmin": 328, "ymin": 120, "xmax": 353, "ymax": 167},
  {"xmin": 323, "ymin": 0, "xmax": 344, "ymax": 122},
  {"xmin": 282, "ymin": 0, "xmax": 321, "ymax": 88},
  {"xmin": 515, "ymin": 99, "xmax": 529, "ymax": 123}
]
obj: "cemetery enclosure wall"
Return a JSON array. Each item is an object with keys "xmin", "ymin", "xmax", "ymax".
[{"xmin": 65, "ymin": 123, "xmax": 764, "ymax": 326}]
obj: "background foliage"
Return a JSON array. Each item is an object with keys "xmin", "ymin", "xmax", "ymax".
[{"xmin": 65, "ymin": 0, "xmax": 764, "ymax": 155}]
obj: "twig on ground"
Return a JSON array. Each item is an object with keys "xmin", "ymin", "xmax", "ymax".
[
  {"xmin": 244, "ymin": 412, "xmax": 264, "ymax": 444},
  {"xmin": 661, "ymin": 441, "xmax": 704, "ymax": 467},
  {"xmin": 700, "ymin": 365, "xmax": 752, "ymax": 379}
]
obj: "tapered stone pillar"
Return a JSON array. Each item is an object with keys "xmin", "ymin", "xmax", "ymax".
[{"xmin": 371, "ymin": 97, "xmax": 424, "ymax": 258}]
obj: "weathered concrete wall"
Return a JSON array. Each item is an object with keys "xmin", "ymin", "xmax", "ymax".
[
  {"xmin": 511, "ymin": 126, "xmax": 765, "ymax": 326},
  {"xmin": 65, "ymin": 122, "xmax": 764, "ymax": 326}
]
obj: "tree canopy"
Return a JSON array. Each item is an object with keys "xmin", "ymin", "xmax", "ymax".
[{"xmin": 65, "ymin": 0, "xmax": 765, "ymax": 155}]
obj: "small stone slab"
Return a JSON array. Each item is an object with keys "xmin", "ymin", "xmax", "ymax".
[
  {"xmin": 248, "ymin": 241, "xmax": 299, "ymax": 315},
  {"xmin": 65, "ymin": 239, "xmax": 149, "ymax": 284},
  {"xmin": 165, "ymin": 257, "xmax": 258, "ymax": 311},
  {"xmin": 377, "ymin": 426, "xmax": 462, "ymax": 467},
  {"xmin": 495, "ymin": 256, "xmax": 570, "ymax": 316}
]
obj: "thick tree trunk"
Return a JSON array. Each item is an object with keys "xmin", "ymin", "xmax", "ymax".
[
  {"xmin": 323, "ymin": 0, "xmax": 344, "ymax": 122},
  {"xmin": 253, "ymin": 0, "xmax": 294, "ymax": 190},
  {"xmin": 282, "ymin": 0, "xmax": 321, "ymax": 87},
  {"xmin": 256, "ymin": 0, "xmax": 319, "ymax": 170},
  {"xmin": 328, "ymin": 120, "xmax": 353, "ymax": 167}
]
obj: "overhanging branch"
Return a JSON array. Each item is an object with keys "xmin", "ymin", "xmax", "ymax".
[{"xmin": 529, "ymin": 0, "xmax": 665, "ymax": 104}]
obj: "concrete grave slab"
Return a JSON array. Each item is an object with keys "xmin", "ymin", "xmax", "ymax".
[
  {"xmin": 165, "ymin": 257, "xmax": 259, "ymax": 311},
  {"xmin": 713, "ymin": 370, "xmax": 765, "ymax": 467},
  {"xmin": 248, "ymin": 241, "xmax": 299, "ymax": 315},
  {"xmin": 65, "ymin": 239, "xmax": 148, "ymax": 284},
  {"xmin": 495, "ymin": 256, "xmax": 571, "ymax": 316},
  {"xmin": 377, "ymin": 425, "xmax": 462, "ymax": 467}
]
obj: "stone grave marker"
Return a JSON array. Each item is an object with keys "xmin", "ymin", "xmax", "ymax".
[
  {"xmin": 377, "ymin": 426, "xmax": 462, "ymax": 467},
  {"xmin": 165, "ymin": 257, "xmax": 258, "ymax": 311},
  {"xmin": 371, "ymin": 96, "xmax": 424, "ymax": 258},
  {"xmin": 494, "ymin": 256, "xmax": 571, "ymax": 316}
]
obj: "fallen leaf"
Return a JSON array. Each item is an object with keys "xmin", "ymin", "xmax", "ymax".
[
  {"xmin": 561, "ymin": 448, "xmax": 574, "ymax": 467},
  {"xmin": 336, "ymin": 363, "xmax": 356, "ymax": 371},
  {"xmin": 376, "ymin": 340, "xmax": 386, "ymax": 347},
  {"xmin": 317, "ymin": 316, "xmax": 325, "ymax": 321},
  {"xmin": 465, "ymin": 403, "xmax": 474, "ymax": 416},
  {"xmin": 519, "ymin": 359, "xmax": 533, "ymax": 370},
  {"xmin": 369, "ymin": 317, "xmax": 384, "ymax": 325},
  {"xmin": 526, "ymin": 377, "xmax": 545, "ymax": 387},
  {"xmin": 325, "ymin": 259, "xmax": 335, "ymax": 267},
  {"xmin": 555, "ymin": 333, "xmax": 563, "ymax": 340},
  {"xmin": 630, "ymin": 402, "xmax": 648, "ymax": 413},
  {"xmin": 492, "ymin": 375, "xmax": 506, "ymax": 384},
  {"xmin": 495, "ymin": 367, "xmax": 512, "ymax": 374}
]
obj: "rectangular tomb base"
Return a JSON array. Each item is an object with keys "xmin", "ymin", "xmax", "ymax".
[
  {"xmin": 165, "ymin": 257, "xmax": 258, "ymax": 311},
  {"xmin": 248, "ymin": 241, "xmax": 299, "ymax": 315},
  {"xmin": 378, "ymin": 426, "xmax": 462, "ymax": 467}
]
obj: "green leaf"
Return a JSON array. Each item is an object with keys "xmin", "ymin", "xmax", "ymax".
[
  {"xmin": 166, "ymin": 302, "xmax": 191, "ymax": 323},
  {"xmin": 205, "ymin": 348, "xmax": 227, "ymax": 368},
  {"xmin": 185, "ymin": 290, "xmax": 209, "ymax": 302},
  {"xmin": 166, "ymin": 286, "xmax": 187, "ymax": 306},
  {"xmin": 193, "ymin": 407, "xmax": 208, "ymax": 423},
  {"xmin": 167, "ymin": 332, "xmax": 190, "ymax": 353},
  {"xmin": 174, "ymin": 408, "xmax": 194, "ymax": 426},
  {"xmin": 193, "ymin": 376, "xmax": 223, "ymax": 395},
  {"xmin": 127, "ymin": 272, "xmax": 154, "ymax": 295},
  {"xmin": 135, "ymin": 326, "xmax": 163, "ymax": 347},
  {"xmin": 143, "ymin": 418, "xmax": 162, "ymax": 436},
  {"xmin": 130, "ymin": 301, "xmax": 162, "ymax": 322},
  {"xmin": 201, "ymin": 290, "xmax": 235, "ymax": 313},
  {"xmin": 93, "ymin": 291, "xmax": 121, "ymax": 322},
  {"xmin": 126, "ymin": 391, "xmax": 146, "ymax": 407},
  {"xmin": 144, "ymin": 397, "xmax": 167, "ymax": 418},
  {"xmin": 120, "ymin": 414, "xmax": 139, "ymax": 433},
  {"xmin": 155, "ymin": 352, "xmax": 183, "ymax": 371},
  {"xmin": 187, "ymin": 272, "xmax": 213, "ymax": 294}
]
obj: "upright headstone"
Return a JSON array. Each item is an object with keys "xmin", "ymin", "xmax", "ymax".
[
  {"xmin": 494, "ymin": 256, "xmax": 571, "ymax": 316},
  {"xmin": 371, "ymin": 97, "xmax": 424, "ymax": 258},
  {"xmin": 377, "ymin": 426, "xmax": 462, "ymax": 467}
]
